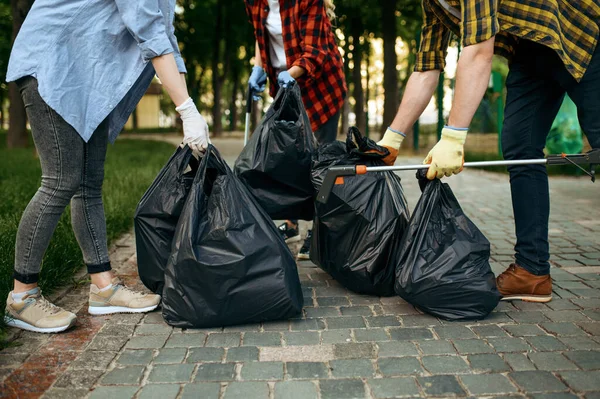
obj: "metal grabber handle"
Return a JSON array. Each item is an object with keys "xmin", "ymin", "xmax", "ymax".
[{"xmin": 244, "ymin": 86, "xmax": 254, "ymax": 146}]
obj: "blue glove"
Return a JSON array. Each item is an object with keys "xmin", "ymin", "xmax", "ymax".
[
  {"xmin": 248, "ymin": 66, "xmax": 267, "ymax": 101},
  {"xmin": 277, "ymin": 71, "xmax": 295, "ymax": 88}
]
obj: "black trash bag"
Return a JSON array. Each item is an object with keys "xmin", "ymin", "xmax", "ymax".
[
  {"xmin": 310, "ymin": 127, "xmax": 410, "ymax": 296},
  {"xmin": 134, "ymin": 146, "xmax": 198, "ymax": 294},
  {"xmin": 162, "ymin": 145, "xmax": 304, "ymax": 328},
  {"xmin": 393, "ymin": 171, "xmax": 501, "ymax": 320},
  {"xmin": 234, "ymin": 84, "xmax": 316, "ymax": 221}
]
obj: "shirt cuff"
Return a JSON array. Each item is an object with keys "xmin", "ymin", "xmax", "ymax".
[
  {"xmin": 462, "ymin": 14, "xmax": 500, "ymax": 46},
  {"xmin": 139, "ymin": 34, "xmax": 175, "ymax": 62},
  {"xmin": 414, "ymin": 51, "xmax": 446, "ymax": 72},
  {"xmin": 174, "ymin": 54, "xmax": 187, "ymax": 74},
  {"xmin": 292, "ymin": 57, "xmax": 317, "ymax": 81}
]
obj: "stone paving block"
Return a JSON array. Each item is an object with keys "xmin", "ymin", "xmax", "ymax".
[
  {"xmin": 321, "ymin": 330, "xmax": 352, "ymax": 344},
  {"xmin": 507, "ymin": 311, "xmax": 550, "ymax": 323},
  {"xmin": 547, "ymin": 299, "xmax": 582, "ymax": 311},
  {"xmin": 416, "ymin": 340, "xmax": 456, "ymax": 355},
  {"xmin": 502, "ymin": 353, "xmax": 537, "ymax": 371},
  {"xmin": 117, "ymin": 350, "xmax": 154, "ymax": 365},
  {"xmin": 578, "ymin": 322, "xmax": 600, "ymax": 336},
  {"xmin": 584, "ymin": 310, "xmax": 600, "ymax": 321},
  {"xmin": 330, "ymin": 359, "xmax": 375, "ymax": 378},
  {"xmin": 571, "ymin": 298, "xmax": 600, "ymax": 308},
  {"xmin": 417, "ymin": 375, "xmax": 466, "ymax": 397},
  {"xmin": 354, "ymin": 329, "xmax": 389, "ymax": 342},
  {"xmin": 226, "ymin": 346, "xmax": 259, "ymax": 362},
  {"xmin": 286, "ymin": 362, "xmax": 329, "ymax": 379},
  {"xmin": 569, "ymin": 289, "xmax": 600, "ymax": 298},
  {"xmin": 205, "ymin": 333, "xmax": 241, "ymax": 348},
  {"xmin": 340, "ymin": 306, "xmax": 373, "ymax": 316},
  {"xmin": 422, "ymin": 355, "xmax": 470, "ymax": 374},
  {"xmin": 529, "ymin": 394, "xmax": 579, "ymax": 399},
  {"xmin": 319, "ymin": 379, "xmax": 367, "ymax": 399},
  {"xmin": 377, "ymin": 341, "xmax": 419, "ymax": 357},
  {"xmin": 559, "ymin": 371, "xmax": 600, "ymax": 391},
  {"xmin": 179, "ymin": 382, "xmax": 221, "ymax": 399},
  {"xmin": 317, "ymin": 297, "xmax": 350, "ymax": 307},
  {"xmin": 241, "ymin": 361, "xmax": 284, "ymax": 380},
  {"xmin": 42, "ymin": 388, "xmax": 91, "ymax": 399},
  {"xmin": 87, "ymin": 335, "xmax": 130, "ymax": 351},
  {"xmin": 348, "ymin": 295, "xmax": 382, "ymax": 305},
  {"xmin": 544, "ymin": 310, "xmax": 590, "ymax": 322},
  {"xmin": 487, "ymin": 337, "xmax": 532, "ymax": 352},
  {"xmin": 513, "ymin": 301, "xmax": 552, "ymax": 311},
  {"xmin": 148, "ymin": 364, "xmax": 195, "ymax": 383},
  {"xmin": 377, "ymin": 357, "xmax": 423, "ymax": 376},
  {"xmin": 434, "ymin": 326, "xmax": 477, "ymax": 340},
  {"xmin": 305, "ymin": 307, "xmax": 340, "ymax": 318},
  {"xmin": 540, "ymin": 322, "xmax": 587, "ymax": 336},
  {"xmin": 186, "ymin": 347, "xmax": 224, "ymax": 363},
  {"xmin": 222, "ymin": 324, "xmax": 261, "ymax": 333},
  {"xmin": 101, "ymin": 366, "xmax": 145, "ymax": 385},
  {"xmin": 164, "ymin": 333, "xmax": 206, "ymax": 348},
  {"xmin": 194, "ymin": 363, "xmax": 236, "ymax": 381},
  {"xmin": 98, "ymin": 324, "xmax": 136, "ymax": 337},
  {"xmin": 365, "ymin": 316, "xmax": 401, "ymax": 328},
  {"xmin": 528, "ymin": 352, "xmax": 579, "ymax": 371},
  {"xmin": 142, "ymin": 312, "xmax": 165, "ymax": 324},
  {"xmin": 526, "ymin": 336, "xmax": 569, "ymax": 351},
  {"xmin": 509, "ymin": 370, "xmax": 569, "ymax": 392},
  {"xmin": 367, "ymin": 377, "xmax": 420, "ymax": 398},
  {"xmin": 559, "ymin": 336, "xmax": 600, "ymax": 350},
  {"xmin": 389, "ymin": 328, "xmax": 433, "ymax": 341},
  {"xmin": 333, "ymin": 343, "xmax": 377, "ymax": 359},
  {"xmin": 262, "ymin": 320, "xmax": 290, "ymax": 331},
  {"xmin": 290, "ymin": 318, "xmax": 326, "ymax": 331},
  {"xmin": 326, "ymin": 317, "xmax": 366, "ymax": 329},
  {"xmin": 467, "ymin": 354, "xmax": 510, "ymax": 373},
  {"xmin": 274, "ymin": 381, "xmax": 318, "ymax": 399},
  {"xmin": 284, "ymin": 331, "xmax": 321, "ymax": 346},
  {"xmin": 586, "ymin": 393, "xmax": 600, "ymax": 399},
  {"xmin": 452, "ymin": 339, "xmax": 495, "ymax": 354},
  {"xmin": 503, "ymin": 324, "xmax": 547, "ymax": 336},
  {"xmin": 70, "ymin": 350, "xmax": 116, "ymax": 369},
  {"xmin": 137, "ymin": 384, "xmax": 180, "ymax": 399},
  {"xmin": 564, "ymin": 351, "xmax": 600, "ymax": 370},
  {"xmin": 460, "ymin": 374, "xmax": 518, "ymax": 395},
  {"xmin": 399, "ymin": 314, "xmax": 441, "ymax": 327},
  {"xmin": 152, "ymin": 348, "xmax": 186, "ymax": 364},
  {"xmin": 381, "ymin": 304, "xmax": 420, "ymax": 315},
  {"xmin": 134, "ymin": 324, "xmax": 173, "ymax": 336},
  {"xmin": 243, "ymin": 332, "xmax": 282, "ymax": 347},
  {"xmin": 88, "ymin": 386, "xmax": 138, "ymax": 399},
  {"xmin": 53, "ymin": 368, "xmax": 104, "ymax": 389},
  {"xmin": 223, "ymin": 382, "xmax": 269, "ymax": 399},
  {"xmin": 471, "ymin": 325, "xmax": 509, "ymax": 338}
]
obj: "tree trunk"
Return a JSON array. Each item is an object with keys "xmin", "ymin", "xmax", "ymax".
[
  {"xmin": 381, "ymin": 0, "xmax": 399, "ymax": 134},
  {"xmin": 351, "ymin": 19, "xmax": 365, "ymax": 133},
  {"xmin": 211, "ymin": 2, "xmax": 224, "ymax": 136},
  {"xmin": 0, "ymin": 89, "xmax": 5, "ymax": 129},
  {"xmin": 229, "ymin": 69, "xmax": 240, "ymax": 132},
  {"xmin": 7, "ymin": 0, "xmax": 33, "ymax": 148}
]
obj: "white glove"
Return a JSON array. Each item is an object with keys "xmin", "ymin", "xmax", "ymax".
[{"xmin": 176, "ymin": 98, "xmax": 210, "ymax": 153}]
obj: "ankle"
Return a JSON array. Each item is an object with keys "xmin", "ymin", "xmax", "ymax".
[
  {"xmin": 90, "ymin": 271, "xmax": 114, "ymax": 289},
  {"xmin": 13, "ymin": 280, "xmax": 39, "ymax": 294}
]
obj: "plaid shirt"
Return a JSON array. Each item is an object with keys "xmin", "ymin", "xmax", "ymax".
[
  {"xmin": 245, "ymin": 0, "xmax": 347, "ymax": 132},
  {"xmin": 416, "ymin": 0, "xmax": 600, "ymax": 81}
]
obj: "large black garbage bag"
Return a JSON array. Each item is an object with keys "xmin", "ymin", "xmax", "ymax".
[
  {"xmin": 134, "ymin": 146, "xmax": 198, "ymax": 294},
  {"xmin": 310, "ymin": 127, "xmax": 410, "ymax": 296},
  {"xmin": 393, "ymin": 171, "xmax": 501, "ymax": 320},
  {"xmin": 234, "ymin": 84, "xmax": 316, "ymax": 220},
  {"xmin": 162, "ymin": 145, "xmax": 304, "ymax": 328}
]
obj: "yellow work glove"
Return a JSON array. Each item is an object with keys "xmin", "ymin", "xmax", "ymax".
[
  {"xmin": 423, "ymin": 126, "xmax": 468, "ymax": 180},
  {"xmin": 376, "ymin": 127, "xmax": 406, "ymax": 166}
]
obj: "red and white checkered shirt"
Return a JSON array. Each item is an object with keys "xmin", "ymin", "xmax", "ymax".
[{"xmin": 245, "ymin": 0, "xmax": 347, "ymax": 132}]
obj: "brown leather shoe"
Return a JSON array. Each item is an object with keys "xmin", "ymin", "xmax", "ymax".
[{"xmin": 496, "ymin": 264, "xmax": 552, "ymax": 303}]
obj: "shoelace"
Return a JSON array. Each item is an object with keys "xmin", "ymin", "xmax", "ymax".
[
  {"xmin": 114, "ymin": 282, "xmax": 144, "ymax": 297},
  {"xmin": 30, "ymin": 295, "xmax": 60, "ymax": 315}
]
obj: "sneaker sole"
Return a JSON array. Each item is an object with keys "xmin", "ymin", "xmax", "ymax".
[
  {"xmin": 500, "ymin": 294, "xmax": 552, "ymax": 303},
  {"xmin": 88, "ymin": 304, "xmax": 159, "ymax": 315},
  {"xmin": 297, "ymin": 253, "xmax": 310, "ymax": 260},
  {"xmin": 285, "ymin": 235, "xmax": 302, "ymax": 244},
  {"xmin": 3, "ymin": 315, "xmax": 76, "ymax": 333}
]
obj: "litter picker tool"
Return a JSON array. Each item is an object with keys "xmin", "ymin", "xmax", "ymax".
[
  {"xmin": 244, "ymin": 87, "xmax": 253, "ymax": 146},
  {"xmin": 316, "ymin": 149, "xmax": 599, "ymax": 204}
]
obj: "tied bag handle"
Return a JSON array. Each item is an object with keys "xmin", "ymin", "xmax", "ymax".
[
  {"xmin": 345, "ymin": 127, "xmax": 390, "ymax": 160},
  {"xmin": 191, "ymin": 144, "xmax": 233, "ymax": 187}
]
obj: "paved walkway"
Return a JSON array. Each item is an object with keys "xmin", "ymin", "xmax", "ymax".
[{"xmin": 1, "ymin": 137, "xmax": 599, "ymax": 399}]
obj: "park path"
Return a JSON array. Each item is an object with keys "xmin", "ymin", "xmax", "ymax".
[{"xmin": 1, "ymin": 135, "xmax": 599, "ymax": 399}]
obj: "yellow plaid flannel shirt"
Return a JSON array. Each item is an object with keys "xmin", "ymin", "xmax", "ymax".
[{"xmin": 415, "ymin": 0, "xmax": 600, "ymax": 81}]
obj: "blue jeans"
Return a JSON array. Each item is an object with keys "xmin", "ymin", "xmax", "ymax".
[
  {"xmin": 13, "ymin": 77, "xmax": 111, "ymax": 284},
  {"xmin": 502, "ymin": 40, "xmax": 600, "ymax": 276}
]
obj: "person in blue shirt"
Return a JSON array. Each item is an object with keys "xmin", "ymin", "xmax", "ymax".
[{"xmin": 4, "ymin": 0, "xmax": 209, "ymax": 333}]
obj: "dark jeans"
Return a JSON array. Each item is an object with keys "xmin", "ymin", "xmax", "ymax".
[
  {"xmin": 502, "ymin": 40, "xmax": 600, "ymax": 276},
  {"xmin": 13, "ymin": 77, "xmax": 112, "ymax": 284},
  {"xmin": 290, "ymin": 111, "xmax": 341, "ymax": 227}
]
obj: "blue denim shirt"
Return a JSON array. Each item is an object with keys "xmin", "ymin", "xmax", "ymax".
[{"xmin": 7, "ymin": 0, "xmax": 186, "ymax": 143}]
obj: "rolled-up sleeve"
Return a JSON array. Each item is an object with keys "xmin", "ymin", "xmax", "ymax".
[
  {"xmin": 460, "ymin": 0, "xmax": 499, "ymax": 46},
  {"xmin": 414, "ymin": 1, "xmax": 452, "ymax": 72},
  {"xmin": 291, "ymin": 0, "xmax": 329, "ymax": 81},
  {"xmin": 115, "ymin": 0, "xmax": 174, "ymax": 62},
  {"xmin": 168, "ymin": 12, "xmax": 187, "ymax": 73}
]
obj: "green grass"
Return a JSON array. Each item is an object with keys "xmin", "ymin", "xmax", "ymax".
[
  {"xmin": 465, "ymin": 151, "xmax": 598, "ymax": 177},
  {"xmin": 0, "ymin": 135, "xmax": 175, "ymax": 346}
]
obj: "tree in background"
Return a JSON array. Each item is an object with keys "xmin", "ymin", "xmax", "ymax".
[{"xmin": 0, "ymin": 0, "xmax": 11, "ymax": 130}]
